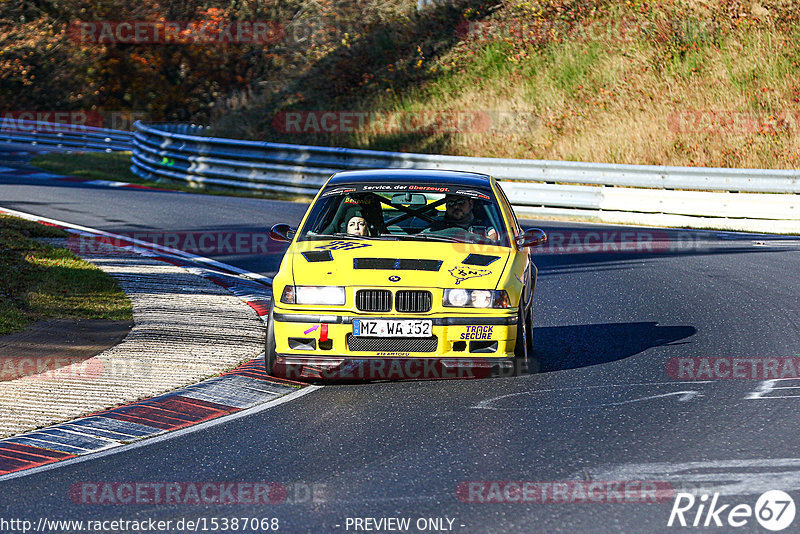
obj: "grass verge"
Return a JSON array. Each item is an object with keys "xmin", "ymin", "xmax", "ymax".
[
  {"xmin": 30, "ymin": 151, "xmax": 141, "ymax": 184},
  {"xmin": 0, "ymin": 215, "xmax": 133, "ymax": 336}
]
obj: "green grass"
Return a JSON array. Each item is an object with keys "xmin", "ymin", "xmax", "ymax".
[
  {"xmin": 547, "ymin": 41, "xmax": 603, "ymax": 92},
  {"xmin": 0, "ymin": 215, "xmax": 132, "ymax": 336},
  {"xmin": 31, "ymin": 151, "xmax": 140, "ymax": 183}
]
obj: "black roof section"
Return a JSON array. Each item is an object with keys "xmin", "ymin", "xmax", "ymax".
[{"xmin": 327, "ymin": 169, "xmax": 492, "ymax": 188}]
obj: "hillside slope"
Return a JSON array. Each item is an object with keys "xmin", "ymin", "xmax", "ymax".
[{"xmin": 210, "ymin": 0, "xmax": 800, "ymax": 169}]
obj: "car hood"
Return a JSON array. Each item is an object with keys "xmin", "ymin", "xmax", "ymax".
[{"xmin": 291, "ymin": 239, "xmax": 511, "ymax": 289}]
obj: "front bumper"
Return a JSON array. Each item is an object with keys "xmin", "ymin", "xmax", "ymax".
[
  {"xmin": 273, "ymin": 356, "xmax": 518, "ymax": 380},
  {"xmin": 271, "ymin": 309, "xmax": 519, "ymax": 380}
]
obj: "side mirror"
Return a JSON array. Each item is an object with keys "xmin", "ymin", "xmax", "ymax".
[
  {"xmin": 516, "ymin": 228, "xmax": 547, "ymax": 249},
  {"xmin": 269, "ymin": 223, "xmax": 296, "ymax": 242}
]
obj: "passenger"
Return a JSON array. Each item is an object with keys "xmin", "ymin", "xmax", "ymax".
[{"xmin": 346, "ymin": 214, "xmax": 370, "ymax": 236}]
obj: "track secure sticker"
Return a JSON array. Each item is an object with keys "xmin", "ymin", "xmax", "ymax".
[
  {"xmin": 315, "ymin": 241, "xmax": 371, "ymax": 251},
  {"xmin": 460, "ymin": 326, "xmax": 494, "ymax": 340},
  {"xmin": 449, "ymin": 265, "xmax": 490, "ymax": 285}
]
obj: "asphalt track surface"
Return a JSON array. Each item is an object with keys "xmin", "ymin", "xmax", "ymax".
[{"xmin": 2, "ymin": 147, "xmax": 800, "ymax": 533}]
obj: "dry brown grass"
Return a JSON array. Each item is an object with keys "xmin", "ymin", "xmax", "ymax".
[{"xmin": 210, "ymin": 0, "xmax": 800, "ymax": 169}]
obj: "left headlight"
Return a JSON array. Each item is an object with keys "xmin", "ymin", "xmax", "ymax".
[
  {"xmin": 281, "ymin": 285, "xmax": 345, "ymax": 305},
  {"xmin": 443, "ymin": 289, "xmax": 511, "ymax": 309}
]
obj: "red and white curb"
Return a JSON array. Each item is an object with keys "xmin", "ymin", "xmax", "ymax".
[
  {"xmin": 0, "ymin": 207, "xmax": 316, "ymax": 479},
  {"xmin": 0, "ymin": 357, "xmax": 312, "ymax": 479}
]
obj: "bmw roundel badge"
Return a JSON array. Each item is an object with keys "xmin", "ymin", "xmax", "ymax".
[{"xmin": 388, "ymin": 275, "xmax": 401, "ymax": 282}]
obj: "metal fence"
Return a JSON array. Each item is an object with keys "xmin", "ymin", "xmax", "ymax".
[
  {"xmin": 0, "ymin": 119, "xmax": 133, "ymax": 152},
  {"xmin": 1, "ymin": 119, "xmax": 793, "ymax": 233},
  {"xmin": 132, "ymin": 121, "xmax": 800, "ymax": 233}
]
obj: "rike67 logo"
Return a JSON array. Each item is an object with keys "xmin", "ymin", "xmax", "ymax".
[{"xmin": 668, "ymin": 490, "xmax": 796, "ymax": 531}]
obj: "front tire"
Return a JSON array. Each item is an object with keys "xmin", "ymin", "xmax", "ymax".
[
  {"xmin": 265, "ymin": 308, "xmax": 277, "ymax": 375},
  {"xmin": 513, "ymin": 306, "xmax": 528, "ymax": 375},
  {"xmin": 525, "ymin": 303, "xmax": 540, "ymax": 373}
]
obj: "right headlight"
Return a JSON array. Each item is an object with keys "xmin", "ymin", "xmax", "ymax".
[
  {"xmin": 443, "ymin": 289, "xmax": 511, "ymax": 308},
  {"xmin": 281, "ymin": 285, "xmax": 345, "ymax": 305}
]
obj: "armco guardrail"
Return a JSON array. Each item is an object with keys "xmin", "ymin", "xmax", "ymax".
[
  {"xmin": 130, "ymin": 121, "xmax": 800, "ymax": 233},
  {"xmin": 0, "ymin": 119, "xmax": 133, "ymax": 152}
]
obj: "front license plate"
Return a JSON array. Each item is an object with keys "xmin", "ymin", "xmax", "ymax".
[{"xmin": 353, "ymin": 319, "xmax": 432, "ymax": 337}]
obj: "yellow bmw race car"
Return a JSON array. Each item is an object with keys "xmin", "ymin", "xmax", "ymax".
[{"xmin": 267, "ymin": 169, "xmax": 546, "ymax": 380}]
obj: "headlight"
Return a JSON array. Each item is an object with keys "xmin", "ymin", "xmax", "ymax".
[
  {"xmin": 281, "ymin": 285, "xmax": 345, "ymax": 305},
  {"xmin": 471, "ymin": 290, "xmax": 493, "ymax": 308},
  {"xmin": 445, "ymin": 288, "xmax": 469, "ymax": 307},
  {"xmin": 294, "ymin": 286, "xmax": 345, "ymax": 305},
  {"xmin": 443, "ymin": 289, "xmax": 511, "ymax": 308}
]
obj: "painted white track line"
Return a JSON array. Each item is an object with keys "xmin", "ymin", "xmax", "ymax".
[{"xmin": 0, "ymin": 384, "xmax": 322, "ymax": 482}]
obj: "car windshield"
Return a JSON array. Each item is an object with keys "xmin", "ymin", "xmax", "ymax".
[{"xmin": 298, "ymin": 182, "xmax": 511, "ymax": 247}]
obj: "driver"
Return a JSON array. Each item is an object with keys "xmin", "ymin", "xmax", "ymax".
[{"xmin": 428, "ymin": 194, "xmax": 497, "ymax": 240}]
